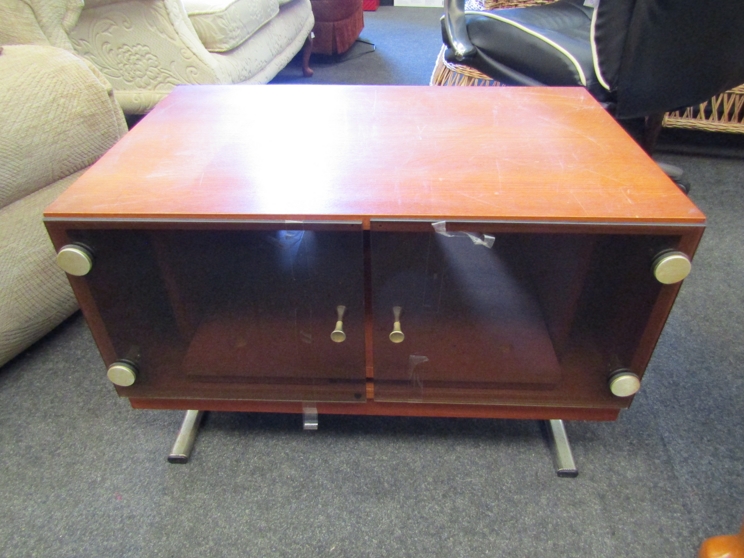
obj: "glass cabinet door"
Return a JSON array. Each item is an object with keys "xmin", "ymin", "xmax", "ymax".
[
  {"xmin": 370, "ymin": 222, "xmax": 679, "ymax": 408},
  {"xmin": 68, "ymin": 224, "xmax": 367, "ymax": 402},
  {"xmin": 370, "ymin": 228, "xmax": 563, "ymax": 403}
]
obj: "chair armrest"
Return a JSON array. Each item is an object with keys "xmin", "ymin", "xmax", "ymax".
[{"xmin": 443, "ymin": 0, "xmax": 476, "ymax": 60}]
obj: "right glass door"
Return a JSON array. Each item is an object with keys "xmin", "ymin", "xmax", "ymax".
[{"xmin": 370, "ymin": 221, "xmax": 681, "ymax": 408}]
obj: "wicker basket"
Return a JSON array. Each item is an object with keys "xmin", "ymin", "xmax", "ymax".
[
  {"xmin": 430, "ymin": 45, "xmax": 498, "ymax": 87},
  {"xmin": 432, "ymin": 1, "xmax": 744, "ymax": 134}
]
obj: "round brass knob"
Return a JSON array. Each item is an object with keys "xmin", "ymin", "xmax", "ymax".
[
  {"xmin": 107, "ymin": 361, "xmax": 137, "ymax": 387},
  {"xmin": 389, "ymin": 306, "xmax": 405, "ymax": 343},
  {"xmin": 653, "ymin": 251, "xmax": 691, "ymax": 284},
  {"xmin": 609, "ymin": 370, "xmax": 640, "ymax": 397},
  {"xmin": 331, "ymin": 305, "xmax": 346, "ymax": 343},
  {"xmin": 56, "ymin": 244, "xmax": 93, "ymax": 276}
]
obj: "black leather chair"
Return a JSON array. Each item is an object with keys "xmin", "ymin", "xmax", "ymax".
[{"xmin": 442, "ymin": 0, "xmax": 744, "ymax": 154}]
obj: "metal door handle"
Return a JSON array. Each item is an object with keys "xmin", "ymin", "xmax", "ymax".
[
  {"xmin": 331, "ymin": 305, "xmax": 346, "ymax": 343},
  {"xmin": 389, "ymin": 306, "xmax": 405, "ymax": 343}
]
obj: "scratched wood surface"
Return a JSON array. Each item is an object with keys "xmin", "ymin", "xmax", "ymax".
[{"xmin": 44, "ymin": 85, "xmax": 705, "ymax": 225}]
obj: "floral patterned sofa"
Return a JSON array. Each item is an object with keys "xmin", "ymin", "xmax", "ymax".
[{"xmin": 0, "ymin": 0, "xmax": 315, "ymax": 114}]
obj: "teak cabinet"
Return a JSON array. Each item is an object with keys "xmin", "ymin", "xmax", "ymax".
[{"xmin": 45, "ymin": 85, "xmax": 706, "ymax": 422}]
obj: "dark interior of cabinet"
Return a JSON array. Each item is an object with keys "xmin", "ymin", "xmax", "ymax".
[
  {"xmin": 68, "ymin": 228, "xmax": 367, "ymax": 402},
  {"xmin": 67, "ymin": 226, "xmax": 679, "ymax": 409},
  {"xmin": 370, "ymin": 230, "xmax": 677, "ymax": 408}
]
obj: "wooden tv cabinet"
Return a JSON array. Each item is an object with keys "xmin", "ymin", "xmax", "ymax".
[{"xmin": 45, "ymin": 85, "xmax": 705, "ymax": 444}]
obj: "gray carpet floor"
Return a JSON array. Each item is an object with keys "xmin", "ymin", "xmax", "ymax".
[{"xmin": 1, "ymin": 7, "xmax": 743, "ymax": 558}]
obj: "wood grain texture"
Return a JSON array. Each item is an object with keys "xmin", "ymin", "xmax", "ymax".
[{"xmin": 45, "ymin": 85, "xmax": 705, "ymax": 226}]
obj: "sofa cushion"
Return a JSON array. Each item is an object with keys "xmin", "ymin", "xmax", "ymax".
[{"xmin": 184, "ymin": 0, "xmax": 280, "ymax": 53}]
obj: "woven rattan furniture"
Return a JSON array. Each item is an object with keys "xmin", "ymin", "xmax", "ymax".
[
  {"xmin": 431, "ymin": 43, "xmax": 495, "ymax": 87},
  {"xmin": 431, "ymin": 0, "xmax": 744, "ymax": 135},
  {"xmin": 664, "ymin": 84, "xmax": 744, "ymax": 133}
]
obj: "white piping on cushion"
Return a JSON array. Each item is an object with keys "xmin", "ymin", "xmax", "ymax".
[
  {"xmin": 467, "ymin": 11, "xmax": 587, "ymax": 87},
  {"xmin": 589, "ymin": 0, "xmax": 610, "ymax": 90}
]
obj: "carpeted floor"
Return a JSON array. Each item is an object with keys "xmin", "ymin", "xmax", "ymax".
[{"xmin": 1, "ymin": 7, "xmax": 743, "ymax": 558}]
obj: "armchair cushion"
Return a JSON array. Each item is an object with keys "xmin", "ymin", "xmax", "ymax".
[
  {"xmin": 0, "ymin": 44, "xmax": 126, "ymax": 210},
  {"xmin": 0, "ymin": 44, "xmax": 126, "ymax": 367},
  {"xmin": 0, "ymin": 0, "xmax": 50, "ymax": 46},
  {"xmin": 0, "ymin": 0, "xmax": 83, "ymax": 50},
  {"xmin": 0, "ymin": 172, "xmax": 81, "ymax": 367},
  {"xmin": 184, "ymin": 0, "xmax": 280, "ymax": 53}
]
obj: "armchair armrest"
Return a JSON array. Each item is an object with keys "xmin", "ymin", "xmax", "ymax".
[
  {"xmin": 0, "ymin": 44, "xmax": 126, "ymax": 367},
  {"xmin": 0, "ymin": 44, "xmax": 126, "ymax": 210}
]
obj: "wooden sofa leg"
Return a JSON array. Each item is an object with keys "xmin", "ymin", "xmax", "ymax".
[{"xmin": 302, "ymin": 32, "xmax": 314, "ymax": 77}]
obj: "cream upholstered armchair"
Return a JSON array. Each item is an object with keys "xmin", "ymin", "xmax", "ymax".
[
  {"xmin": 0, "ymin": 0, "xmax": 315, "ymax": 114},
  {"xmin": 70, "ymin": 0, "xmax": 315, "ymax": 114}
]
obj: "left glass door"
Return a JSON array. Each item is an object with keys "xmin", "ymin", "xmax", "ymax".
[{"xmin": 65, "ymin": 224, "xmax": 367, "ymax": 402}]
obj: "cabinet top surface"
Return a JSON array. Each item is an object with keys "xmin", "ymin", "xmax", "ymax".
[{"xmin": 45, "ymin": 85, "xmax": 705, "ymax": 225}]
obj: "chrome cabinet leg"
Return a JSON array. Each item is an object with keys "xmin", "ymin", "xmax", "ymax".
[
  {"xmin": 303, "ymin": 405, "xmax": 318, "ymax": 430},
  {"xmin": 545, "ymin": 419, "xmax": 578, "ymax": 477},
  {"xmin": 168, "ymin": 410, "xmax": 204, "ymax": 464}
]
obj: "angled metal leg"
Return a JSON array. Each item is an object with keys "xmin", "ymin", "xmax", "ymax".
[
  {"xmin": 303, "ymin": 405, "xmax": 318, "ymax": 430},
  {"xmin": 168, "ymin": 410, "xmax": 204, "ymax": 464},
  {"xmin": 545, "ymin": 419, "xmax": 578, "ymax": 477}
]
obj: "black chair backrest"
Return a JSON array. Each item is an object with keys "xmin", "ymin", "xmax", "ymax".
[{"xmin": 594, "ymin": 0, "xmax": 744, "ymax": 118}]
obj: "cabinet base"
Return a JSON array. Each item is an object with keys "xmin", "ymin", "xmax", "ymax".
[{"xmin": 133, "ymin": 398, "xmax": 620, "ymax": 422}]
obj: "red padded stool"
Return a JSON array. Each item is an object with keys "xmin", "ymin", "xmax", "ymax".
[{"xmin": 310, "ymin": 0, "xmax": 364, "ymax": 55}]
